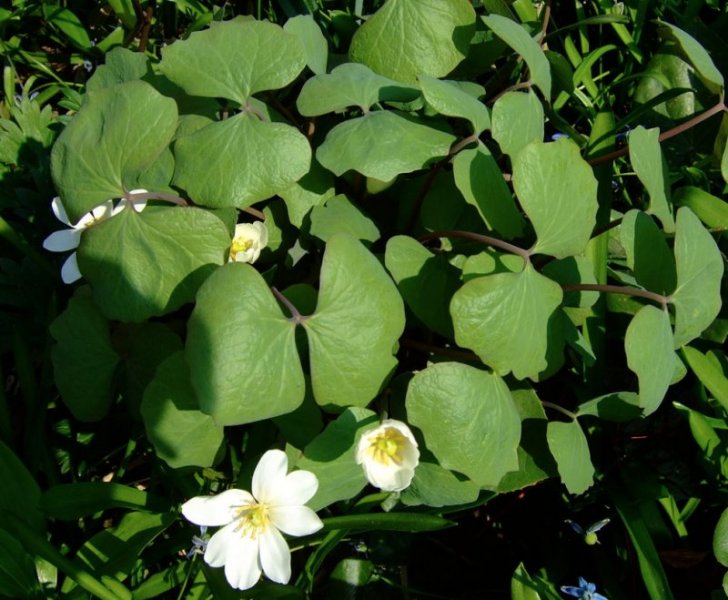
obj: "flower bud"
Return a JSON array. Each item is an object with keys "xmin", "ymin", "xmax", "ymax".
[{"xmin": 356, "ymin": 419, "xmax": 419, "ymax": 492}]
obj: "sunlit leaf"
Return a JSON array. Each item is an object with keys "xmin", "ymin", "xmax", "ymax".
[
  {"xmin": 546, "ymin": 420, "xmax": 594, "ymax": 495},
  {"xmin": 629, "ymin": 126, "xmax": 675, "ymax": 232},
  {"xmin": 492, "ymin": 90, "xmax": 544, "ymax": 159}
]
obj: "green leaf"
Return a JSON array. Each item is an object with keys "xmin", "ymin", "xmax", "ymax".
[
  {"xmin": 400, "ymin": 460, "xmax": 479, "ymax": 508},
  {"xmin": 86, "ymin": 47, "xmax": 149, "ymax": 92},
  {"xmin": 620, "ymin": 209, "xmax": 676, "ymax": 295},
  {"xmin": 40, "ymin": 483, "xmax": 165, "ymax": 520},
  {"xmin": 63, "ymin": 512, "xmax": 173, "ymax": 593},
  {"xmin": 0, "ymin": 527, "xmax": 41, "ymax": 597},
  {"xmin": 491, "ymin": 90, "xmax": 544, "ymax": 159},
  {"xmin": 304, "ymin": 234, "xmax": 405, "ymax": 408},
  {"xmin": 681, "ymin": 405, "xmax": 728, "ymax": 480},
  {"xmin": 310, "ymin": 195, "xmax": 380, "ymax": 243},
  {"xmin": 279, "ymin": 159, "xmax": 335, "ymax": 227},
  {"xmin": 673, "ymin": 186, "xmax": 728, "ymax": 230},
  {"xmin": 512, "ymin": 139, "xmax": 598, "ymax": 258},
  {"xmin": 296, "ymin": 407, "xmax": 377, "ymax": 510},
  {"xmin": 419, "ymin": 75, "xmax": 490, "ymax": 133},
  {"xmin": 577, "ymin": 392, "xmax": 643, "ymax": 422},
  {"xmin": 348, "ymin": 0, "xmax": 476, "ymax": 84},
  {"xmin": 385, "ymin": 235, "xmax": 460, "ymax": 338},
  {"xmin": 160, "ymin": 18, "xmax": 305, "ymax": 104},
  {"xmin": 657, "ymin": 21, "xmax": 724, "ymax": 94},
  {"xmin": 283, "ymin": 15, "xmax": 328, "ymax": 76},
  {"xmin": 50, "ymin": 288, "xmax": 120, "ymax": 421},
  {"xmin": 173, "ymin": 113, "xmax": 311, "ymax": 209},
  {"xmin": 628, "ymin": 126, "xmax": 675, "ymax": 232},
  {"xmin": 44, "ymin": 5, "xmax": 92, "ymax": 51},
  {"xmin": 625, "ymin": 306, "xmax": 676, "ymax": 415},
  {"xmin": 316, "ymin": 111, "xmax": 455, "ymax": 180},
  {"xmin": 141, "ymin": 352, "xmax": 224, "ymax": 468},
  {"xmin": 406, "ymin": 362, "xmax": 521, "ymax": 488},
  {"xmin": 186, "ymin": 263, "xmax": 305, "ymax": 426},
  {"xmin": 297, "ymin": 63, "xmax": 419, "ymax": 115},
  {"xmin": 78, "ymin": 206, "xmax": 229, "ymax": 322},
  {"xmin": 450, "ymin": 265, "xmax": 563, "ymax": 380},
  {"xmin": 51, "ymin": 81, "xmax": 178, "ymax": 222},
  {"xmin": 546, "ymin": 420, "xmax": 594, "ymax": 495},
  {"xmin": 682, "ymin": 346, "xmax": 728, "ymax": 413},
  {"xmin": 714, "ymin": 508, "xmax": 728, "ymax": 567},
  {"xmin": 0, "ymin": 440, "xmax": 43, "ymax": 532},
  {"xmin": 481, "ymin": 14, "xmax": 552, "ymax": 98},
  {"xmin": 452, "ymin": 143, "xmax": 525, "ymax": 239},
  {"xmin": 541, "ymin": 257, "xmax": 599, "ymax": 308},
  {"xmin": 670, "ymin": 207, "xmax": 724, "ymax": 347},
  {"xmin": 510, "ymin": 563, "xmax": 543, "ymax": 600}
]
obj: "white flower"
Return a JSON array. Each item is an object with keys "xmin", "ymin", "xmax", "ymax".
[
  {"xmin": 229, "ymin": 221, "xmax": 268, "ymax": 264},
  {"xmin": 181, "ymin": 450, "xmax": 323, "ymax": 591},
  {"xmin": 42, "ymin": 190, "xmax": 148, "ymax": 284},
  {"xmin": 356, "ymin": 419, "xmax": 420, "ymax": 492}
]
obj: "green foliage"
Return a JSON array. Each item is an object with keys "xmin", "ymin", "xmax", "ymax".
[{"xmin": 2, "ymin": 0, "xmax": 728, "ymax": 597}]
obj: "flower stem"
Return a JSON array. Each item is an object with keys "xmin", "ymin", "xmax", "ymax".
[
  {"xmin": 419, "ymin": 230, "xmax": 531, "ymax": 263},
  {"xmin": 541, "ymin": 401, "xmax": 577, "ymax": 420},
  {"xmin": 271, "ymin": 287, "xmax": 305, "ymax": 324},
  {"xmin": 561, "ymin": 283, "xmax": 669, "ymax": 308}
]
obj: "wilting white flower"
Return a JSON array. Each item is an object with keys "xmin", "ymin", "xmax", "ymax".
[
  {"xmin": 356, "ymin": 419, "xmax": 420, "ymax": 492},
  {"xmin": 181, "ymin": 450, "xmax": 323, "ymax": 591},
  {"xmin": 42, "ymin": 190, "xmax": 148, "ymax": 284},
  {"xmin": 229, "ymin": 221, "xmax": 268, "ymax": 264}
]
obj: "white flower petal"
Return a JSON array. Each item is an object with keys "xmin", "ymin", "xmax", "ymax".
[
  {"xmin": 88, "ymin": 200, "xmax": 114, "ymax": 222},
  {"xmin": 60, "ymin": 254, "xmax": 82, "ymax": 284},
  {"xmin": 203, "ymin": 521, "xmax": 240, "ymax": 567},
  {"xmin": 382, "ymin": 419, "xmax": 419, "ymax": 447},
  {"xmin": 269, "ymin": 505, "xmax": 324, "ymax": 537},
  {"xmin": 223, "ymin": 534, "xmax": 262, "ymax": 591},
  {"xmin": 252, "ymin": 450, "xmax": 289, "ymax": 502},
  {"xmin": 43, "ymin": 229, "xmax": 82, "ymax": 252},
  {"xmin": 362, "ymin": 459, "xmax": 415, "ymax": 492},
  {"xmin": 269, "ymin": 470, "xmax": 319, "ymax": 506},
  {"xmin": 256, "ymin": 221, "xmax": 269, "ymax": 247},
  {"xmin": 182, "ymin": 489, "xmax": 254, "ymax": 527},
  {"xmin": 258, "ymin": 524, "xmax": 291, "ymax": 584},
  {"xmin": 51, "ymin": 197, "xmax": 71, "ymax": 226}
]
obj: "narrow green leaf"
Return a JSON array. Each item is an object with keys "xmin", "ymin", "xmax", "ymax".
[
  {"xmin": 419, "ymin": 75, "xmax": 490, "ymax": 134},
  {"xmin": 45, "ymin": 5, "xmax": 92, "ymax": 51},
  {"xmin": 0, "ymin": 528, "xmax": 41, "ymax": 597},
  {"xmin": 682, "ymin": 346, "xmax": 728, "ymax": 413},
  {"xmin": 482, "ymin": 14, "xmax": 552, "ymax": 98},
  {"xmin": 452, "ymin": 143, "xmax": 525, "ymax": 238},
  {"xmin": 714, "ymin": 508, "xmax": 728, "ymax": 567},
  {"xmin": 186, "ymin": 263, "xmax": 305, "ymax": 426},
  {"xmin": 657, "ymin": 21, "xmax": 724, "ymax": 94},
  {"xmin": 305, "ymin": 234, "xmax": 405, "ymax": 408},
  {"xmin": 491, "ymin": 90, "xmax": 544, "ymax": 159},
  {"xmin": 297, "ymin": 63, "xmax": 419, "ymax": 115},
  {"xmin": 174, "ymin": 113, "xmax": 312, "ymax": 209},
  {"xmin": 40, "ymin": 483, "xmax": 166, "ymax": 520},
  {"xmin": 141, "ymin": 352, "xmax": 224, "ymax": 468},
  {"xmin": 629, "ymin": 126, "xmax": 675, "ymax": 232},
  {"xmin": 51, "ymin": 81, "xmax": 178, "ymax": 222},
  {"xmin": 451, "ymin": 264, "xmax": 563, "ymax": 380},
  {"xmin": 283, "ymin": 15, "xmax": 328, "ymax": 75},
  {"xmin": 79, "ymin": 206, "xmax": 230, "ymax": 322},
  {"xmin": 546, "ymin": 420, "xmax": 594, "ymax": 495},
  {"xmin": 512, "ymin": 139, "xmax": 598, "ymax": 258},
  {"xmin": 0, "ymin": 440, "xmax": 43, "ymax": 531},
  {"xmin": 673, "ymin": 186, "xmax": 728, "ymax": 230},
  {"xmin": 625, "ymin": 306, "xmax": 676, "ymax": 415},
  {"xmin": 406, "ymin": 362, "xmax": 521, "ymax": 488},
  {"xmin": 322, "ymin": 512, "xmax": 454, "ymax": 532},
  {"xmin": 511, "ymin": 563, "xmax": 543, "ymax": 600},
  {"xmin": 670, "ymin": 207, "xmax": 724, "ymax": 347},
  {"xmin": 349, "ymin": 0, "xmax": 476, "ymax": 83},
  {"xmin": 316, "ymin": 111, "xmax": 455, "ymax": 180},
  {"xmin": 50, "ymin": 288, "xmax": 120, "ymax": 421},
  {"xmin": 160, "ymin": 18, "xmax": 305, "ymax": 104}
]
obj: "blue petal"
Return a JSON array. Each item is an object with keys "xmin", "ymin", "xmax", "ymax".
[{"xmin": 560, "ymin": 586, "xmax": 584, "ymax": 597}]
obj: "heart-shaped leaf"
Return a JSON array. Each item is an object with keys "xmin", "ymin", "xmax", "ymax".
[
  {"xmin": 419, "ymin": 75, "xmax": 490, "ymax": 134},
  {"xmin": 406, "ymin": 362, "xmax": 521, "ymax": 488},
  {"xmin": 186, "ymin": 263, "xmax": 305, "ymax": 426}
]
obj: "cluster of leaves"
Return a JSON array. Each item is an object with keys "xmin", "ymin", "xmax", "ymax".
[{"xmin": 2, "ymin": 0, "xmax": 728, "ymax": 598}]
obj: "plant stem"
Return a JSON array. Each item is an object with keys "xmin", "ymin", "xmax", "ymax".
[
  {"xmin": 419, "ymin": 230, "xmax": 531, "ymax": 262},
  {"xmin": 271, "ymin": 287, "xmax": 305, "ymax": 324},
  {"xmin": 242, "ymin": 206, "xmax": 266, "ymax": 220},
  {"xmin": 541, "ymin": 401, "xmax": 577, "ymax": 420},
  {"xmin": 561, "ymin": 283, "xmax": 669, "ymax": 308},
  {"xmin": 588, "ymin": 98, "xmax": 727, "ymax": 166}
]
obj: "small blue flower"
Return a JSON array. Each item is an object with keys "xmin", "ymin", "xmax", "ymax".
[
  {"xmin": 185, "ymin": 525, "xmax": 208, "ymax": 559},
  {"xmin": 566, "ymin": 518, "xmax": 610, "ymax": 545},
  {"xmin": 561, "ymin": 577, "xmax": 608, "ymax": 600},
  {"xmin": 551, "ymin": 133, "xmax": 568, "ymax": 141}
]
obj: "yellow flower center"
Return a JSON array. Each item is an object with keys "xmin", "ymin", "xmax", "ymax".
[
  {"xmin": 234, "ymin": 503, "xmax": 270, "ymax": 539},
  {"xmin": 229, "ymin": 237, "xmax": 254, "ymax": 261},
  {"xmin": 364, "ymin": 427, "xmax": 408, "ymax": 466}
]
